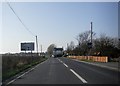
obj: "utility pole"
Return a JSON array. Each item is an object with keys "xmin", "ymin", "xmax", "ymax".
[
  {"xmin": 67, "ymin": 43, "xmax": 69, "ymax": 55},
  {"xmin": 41, "ymin": 45, "xmax": 42, "ymax": 53},
  {"xmin": 88, "ymin": 22, "xmax": 93, "ymax": 56},
  {"xmin": 36, "ymin": 35, "xmax": 38, "ymax": 55},
  {"xmin": 89, "ymin": 22, "xmax": 93, "ymax": 56},
  {"xmin": 91, "ymin": 22, "xmax": 93, "ymax": 44},
  {"xmin": 67, "ymin": 43, "xmax": 68, "ymax": 50},
  {"xmin": 88, "ymin": 22, "xmax": 93, "ymax": 49}
]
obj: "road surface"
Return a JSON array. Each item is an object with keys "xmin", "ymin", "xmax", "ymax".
[{"xmin": 6, "ymin": 57, "xmax": 119, "ymax": 85}]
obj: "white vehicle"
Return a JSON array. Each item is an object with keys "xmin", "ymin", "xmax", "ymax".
[{"xmin": 53, "ymin": 48, "xmax": 63, "ymax": 57}]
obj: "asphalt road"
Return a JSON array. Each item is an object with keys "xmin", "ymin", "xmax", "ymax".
[{"xmin": 7, "ymin": 57, "xmax": 119, "ymax": 85}]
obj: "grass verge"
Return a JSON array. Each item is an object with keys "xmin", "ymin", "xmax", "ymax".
[{"xmin": 2, "ymin": 56, "xmax": 48, "ymax": 82}]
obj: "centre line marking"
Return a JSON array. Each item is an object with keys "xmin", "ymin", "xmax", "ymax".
[
  {"xmin": 57, "ymin": 58, "xmax": 63, "ymax": 63},
  {"xmin": 60, "ymin": 60, "xmax": 62, "ymax": 63},
  {"xmin": 63, "ymin": 63, "xmax": 68, "ymax": 68},
  {"xmin": 57, "ymin": 58, "xmax": 68, "ymax": 68},
  {"xmin": 70, "ymin": 69, "xmax": 87, "ymax": 83}
]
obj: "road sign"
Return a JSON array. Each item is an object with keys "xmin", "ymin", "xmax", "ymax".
[{"xmin": 21, "ymin": 42, "xmax": 34, "ymax": 51}]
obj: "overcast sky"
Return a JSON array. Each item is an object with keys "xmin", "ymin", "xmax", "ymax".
[{"xmin": 1, "ymin": 1, "xmax": 119, "ymax": 54}]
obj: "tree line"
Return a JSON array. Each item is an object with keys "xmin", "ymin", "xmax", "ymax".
[{"xmin": 66, "ymin": 31, "xmax": 120, "ymax": 61}]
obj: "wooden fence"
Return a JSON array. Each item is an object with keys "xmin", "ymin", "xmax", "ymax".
[{"xmin": 67, "ymin": 56, "xmax": 108, "ymax": 62}]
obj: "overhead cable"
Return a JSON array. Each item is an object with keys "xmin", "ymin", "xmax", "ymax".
[{"xmin": 6, "ymin": 1, "xmax": 35, "ymax": 37}]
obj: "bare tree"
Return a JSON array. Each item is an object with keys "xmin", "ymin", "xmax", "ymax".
[
  {"xmin": 47, "ymin": 44, "xmax": 56, "ymax": 56},
  {"xmin": 76, "ymin": 31, "xmax": 90, "ymax": 45},
  {"xmin": 93, "ymin": 34, "xmax": 119, "ymax": 60},
  {"xmin": 67, "ymin": 41, "xmax": 75, "ymax": 55},
  {"xmin": 69, "ymin": 41, "xmax": 75, "ymax": 51},
  {"xmin": 76, "ymin": 30, "xmax": 96, "ymax": 45},
  {"xmin": 75, "ymin": 30, "xmax": 95, "ymax": 55},
  {"xmin": 113, "ymin": 37, "xmax": 120, "ymax": 49}
]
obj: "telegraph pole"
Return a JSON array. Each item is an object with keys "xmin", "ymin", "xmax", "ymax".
[
  {"xmin": 89, "ymin": 22, "xmax": 93, "ymax": 56},
  {"xmin": 87, "ymin": 22, "xmax": 93, "ymax": 49},
  {"xmin": 67, "ymin": 43, "xmax": 68, "ymax": 50},
  {"xmin": 36, "ymin": 35, "xmax": 38, "ymax": 55},
  {"xmin": 67, "ymin": 43, "xmax": 69, "ymax": 55},
  {"xmin": 91, "ymin": 22, "xmax": 93, "ymax": 44},
  {"xmin": 88, "ymin": 22, "xmax": 93, "ymax": 56},
  {"xmin": 41, "ymin": 45, "xmax": 42, "ymax": 53}
]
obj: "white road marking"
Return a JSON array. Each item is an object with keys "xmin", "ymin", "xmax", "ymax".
[
  {"xmin": 6, "ymin": 59, "xmax": 48, "ymax": 85},
  {"xmin": 6, "ymin": 79, "xmax": 16, "ymax": 85},
  {"xmin": 57, "ymin": 58, "xmax": 60, "ymax": 62},
  {"xmin": 70, "ymin": 69, "xmax": 87, "ymax": 83},
  {"xmin": 63, "ymin": 63, "xmax": 68, "ymax": 68},
  {"xmin": 16, "ymin": 73, "xmax": 25, "ymax": 79},
  {"xmin": 0, "ymin": 83, "xmax": 2, "ymax": 86},
  {"xmin": 7, "ymin": 72, "xmax": 26, "ymax": 85},
  {"xmin": 57, "ymin": 58, "xmax": 63, "ymax": 63},
  {"xmin": 57, "ymin": 58, "xmax": 88, "ymax": 83},
  {"xmin": 60, "ymin": 60, "xmax": 63, "ymax": 63},
  {"xmin": 57, "ymin": 58, "xmax": 68, "ymax": 68}
]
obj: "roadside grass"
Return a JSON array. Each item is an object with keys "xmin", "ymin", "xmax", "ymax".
[{"xmin": 2, "ymin": 55, "xmax": 48, "ymax": 82}]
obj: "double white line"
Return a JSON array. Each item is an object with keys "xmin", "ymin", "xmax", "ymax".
[{"xmin": 57, "ymin": 58, "xmax": 87, "ymax": 84}]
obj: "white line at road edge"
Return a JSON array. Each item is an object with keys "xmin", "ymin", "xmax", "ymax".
[
  {"xmin": 70, "ymin": 69, "xmax": 87, "ymax": 83},
  {"xmin": 6, "ymin": 79, "xmax": 16, "ymax": 85},
  {"xmin": 6, "ymin": 59, "xmax": 48, "ymax": 85}
]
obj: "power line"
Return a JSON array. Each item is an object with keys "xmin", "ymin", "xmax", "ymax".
[
  {"xmin": 6, "ymin": 1, "xmax": 39, "ymax": 53},
  {"xmin": 6, "ymin": 1, "xmax": 35, "ymax": 37}
]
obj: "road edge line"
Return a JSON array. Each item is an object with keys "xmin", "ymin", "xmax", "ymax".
[{"xmin": 6, "ymin": 58, "xmax": 48, "ymax": 85}]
